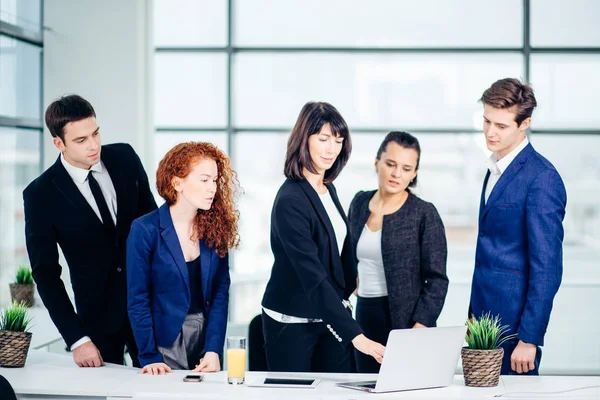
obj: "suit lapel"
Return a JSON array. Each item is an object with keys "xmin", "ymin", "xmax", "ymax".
[
  {"xmin": 51, "ymin": 156, "xmax": 103, "ymax": 227},
  {"xmin": 200, "ymin": 240, "xmax": 213, "ymax": 301},
  {"xmin": 479, "ymin": 170, "xmax": 490, "ymax": 223},
  {"xmin": 358, "ymin": 191, "xmax": 375, "ymax": 234},
  {"xmin": 297, "ymin": 179, "xmax": 345, "ymax": 288},
  {"xmin": 482, "ymin": 144, "xmax": 534, "ymax": 219},
  {"xmin": 101, "ymin": 146, "xmax": 127, "ymax": 233},
  {"xmin": 328, "ymin": 184, "xmax": 350, "ymax": 228},
  {"xmin": 158, "ymin": 204, "xmax": 190, "ymax": 298}
]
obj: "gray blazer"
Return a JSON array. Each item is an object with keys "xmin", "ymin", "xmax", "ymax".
[{"xmin": 348, "ymin": 190, "xmax": 449, "ymax": 329}]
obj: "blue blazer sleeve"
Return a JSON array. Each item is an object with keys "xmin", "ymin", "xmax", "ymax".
[
  {"xmin": 203, "ymin": 253, "xmax": 230, "ymax": 355},
  {"xmin": 126, "ymin": 220, "xmax": 163, "ymax": 366},
  {"xmin": 519, "ymin": 169, "xmax": 567, "ymax": 346}
]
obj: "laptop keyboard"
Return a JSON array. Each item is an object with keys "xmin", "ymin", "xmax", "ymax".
[{"xmin": 358, "ymin": 383, "xmax": 377, "ymax": 389}]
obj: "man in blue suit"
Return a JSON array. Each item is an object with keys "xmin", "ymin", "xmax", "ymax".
[{"xmin": 470, "ymin": 78, "xmax": 567, "ymax": 375}]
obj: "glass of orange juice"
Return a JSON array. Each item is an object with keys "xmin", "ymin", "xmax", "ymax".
[{"xmin": 227, "ymin": 336, "xmax": 246, "ymax": 384}]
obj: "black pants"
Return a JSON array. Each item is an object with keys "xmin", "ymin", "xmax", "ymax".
[
  {"xmin": 355, "ymin": 296, "xmax": 392, "ymax": 373},
  {"xmin": 90, "ymin": 318, "xmax": 140, "ymax": 367},
  {"xmin": 0, "ymin": 375, "xmax": 17, "ymax": 400},
  {"xmin": 262, "ymin": 312, "xmax": 352, "ymax": 373}
]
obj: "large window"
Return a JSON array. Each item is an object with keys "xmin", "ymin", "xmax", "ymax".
[
  {"xmin": 0, "ymin": 0, "xmax": 43, "ymax": 307},
  {"xmin": 153, "ymin": 0, "xmax": 600, "ymax": 374}
]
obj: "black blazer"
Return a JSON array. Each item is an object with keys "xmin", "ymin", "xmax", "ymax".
[
  {"xmin": 262, "ymin": 179, "xmax": 363, "ymax": 346},
  {"xmin": 348, "ymin": 190, "xmax": 449, "ymax": 329},
  {"xmin": 23, "ymin": 143, "xmax": 157, "ymax": 348}
]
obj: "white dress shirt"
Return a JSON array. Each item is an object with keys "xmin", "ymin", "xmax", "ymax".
[
  {"xmin": 60, "ymin": 154, "xmax": 117, "ymax": 225},
  {"xmin": 60, "ymin": 153, "xmax": 117, "ymax": 350},
  {"xmin": 484, "ymin": 137, "xmax": 529, "ymax": 204}
]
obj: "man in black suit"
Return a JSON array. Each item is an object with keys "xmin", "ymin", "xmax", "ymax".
[{"xmin": 23, "ymin": 95, "xmax": 157, "ymax": 368}]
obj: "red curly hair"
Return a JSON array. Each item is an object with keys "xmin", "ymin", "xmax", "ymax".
[{"xmin": 156, "ymin": 142, "xmax": 240, "ymax": 257}]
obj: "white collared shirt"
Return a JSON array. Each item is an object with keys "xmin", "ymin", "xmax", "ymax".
[
  {"xmin": 484, "ymin": 137, "xmax": 529, "ymax": 204},
  {"xmin": 60, "ymin": 153, "xmax": 117, "ymax": 225}
]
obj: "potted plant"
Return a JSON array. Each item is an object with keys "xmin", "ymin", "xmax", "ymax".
[
  {"xmin": 9, "ymin": 265, "xmax": 35, "ymax": 307},
  {"xmin": 0, "ymin": 301, "xmax": 33, "ymax": 367},
  {"xmin": 461, "ymin": 312, "xmax": 516, "ymax": 387}
]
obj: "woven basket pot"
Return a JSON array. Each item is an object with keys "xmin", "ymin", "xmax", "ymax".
[
  {"xmin": 9, "ymin": 283, "xmax": 35, "ymax": 307},
  {"xmin": 0, "ymin": 330, "xmax": 32, "ymax": 367},
  {"xmin": 461, "ymin": 347, "xmax": 504, "ymax": 387}
]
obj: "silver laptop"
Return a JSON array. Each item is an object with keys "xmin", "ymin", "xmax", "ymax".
[{"xmin": 337, "ymin": 326, "xmax": 465, "ymax": 393}]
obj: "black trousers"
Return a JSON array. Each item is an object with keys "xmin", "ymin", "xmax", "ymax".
[
  {"xmin": 262, "ymin": 312, "xmax": 352, "ymax": 373},
  {"xmin": 90, "ymin": 318, "xmax": 140, "ymax": 367},
  {"xmin": 355, "ymin": 296, "xmax": 392, "ymax": 373},
  {"xmin": 0, "ymin": 375, "xmax": 17, "ymax": 400}
]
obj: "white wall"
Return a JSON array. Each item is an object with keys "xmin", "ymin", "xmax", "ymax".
[{"xmin": 43, "ymin": 0, "xmax": 153, "ymax": 169}]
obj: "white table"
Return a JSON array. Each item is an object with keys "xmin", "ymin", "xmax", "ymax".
[{"xmin": 2, "ymin": 351, "xmax": 599, "ymax": 400}]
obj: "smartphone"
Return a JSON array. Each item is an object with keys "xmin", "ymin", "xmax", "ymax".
[{"xmin": 183, "ymin": 374, "xmax": 204, "ymax": 382}]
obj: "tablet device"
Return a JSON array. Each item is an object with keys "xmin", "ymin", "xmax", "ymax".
[{"xmin": 246, "ymin": 377, "xmax": 321, "ymax": 388}]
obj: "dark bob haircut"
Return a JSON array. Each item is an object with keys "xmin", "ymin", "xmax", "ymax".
[{"xmin": 284, "ymin": 101, "xmax": 351, "ymax": 184}]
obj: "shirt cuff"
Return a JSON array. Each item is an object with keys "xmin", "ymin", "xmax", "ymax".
[{"xmin": 70, "ymin": 336, "xmax": 92, "ymax": 351}]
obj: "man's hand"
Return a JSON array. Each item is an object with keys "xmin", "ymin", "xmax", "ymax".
[
  {"xmin": 193, "ymin": 351, "xmax": 221, "ymax": 372},
  {"xmin": 73, "ymin": 341, "xmax": 104, "ymax": 367},
  {"xmin": 413, "ymin": 322, "xmax": 427, "ymax": 329},
  {"xmin": 511, "ymin": 340, "xmax": 537, "ymax": 373}
]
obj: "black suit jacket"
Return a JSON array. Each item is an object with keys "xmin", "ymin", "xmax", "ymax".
[
  {"xmin": 261, "ymin": 179, "xmax": 362, "ymax": 346},
  {"xmin": 348, "ymin": 190, "xmax": 449, "ymax": 329},
  {"xmin": 23, "ymin": 143, "xmax": 157, "ymax": 348}
]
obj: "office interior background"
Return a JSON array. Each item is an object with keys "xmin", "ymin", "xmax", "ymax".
[{"xmin": 0, "ymin": 0, "xmax": 598, "ymax": 375}]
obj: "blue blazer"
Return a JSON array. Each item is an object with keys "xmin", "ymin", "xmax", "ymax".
[
  {"xmin": 470, "ymin": 143, "xmax": 567, "ymax": 349},
  {"xmin": 127, "ymin": 203, "xmax": 231, "ymax": 367}
]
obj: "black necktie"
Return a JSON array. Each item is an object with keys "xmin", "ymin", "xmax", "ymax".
[{"xmin": 88, "ymin": 171, "xmax": 115, "ymax": 235}]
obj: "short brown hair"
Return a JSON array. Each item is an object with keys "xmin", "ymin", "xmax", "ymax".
[
  {"xmin": 45, "ymin": 95, "xmax": 96, "ymax": 141},
  {"xmin": 284, "ymin": 102, "xmax": 351, "ymax": 184},
  {"xmin": 480, "ymin": 78, "xmax": 537, "ymax": 126},
  {"xmin": 156, "ymin": 142, "xmax": 240, "ymax": 257}
]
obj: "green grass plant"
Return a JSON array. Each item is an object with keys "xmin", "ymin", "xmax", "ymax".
[
  {"xmin": 15, "ymin": 265, "xmax": 33, "ymax": 285},
  {"xmin": 466, "ymin": 312, "xmax": 516, "ymax": 350},
  {"xmin": 0, "ymin": 301, "xmax": 32, "ymax": 332}
]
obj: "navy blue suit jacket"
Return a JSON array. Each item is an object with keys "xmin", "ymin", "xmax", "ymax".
[
  {"xmin": 127, "ymin": 203, "xmax": 230, "ymax": 367},
  {"xmin": 470, "ymin": 143, "xmax": 567, "ymax": 349}
]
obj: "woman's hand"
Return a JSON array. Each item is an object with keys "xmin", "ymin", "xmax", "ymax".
[
  {"xmin": 352, "ymin": 334, "xmax": 385, "ymax": 364},
  {"xmin": 140, "ymin": 362, "xmax": 172, "ymax": 375},
  {"xmin": 192, "ymin": 351, "xmax": 221, "ymax": 372}
]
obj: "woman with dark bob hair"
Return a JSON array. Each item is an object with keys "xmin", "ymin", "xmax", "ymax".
[
  {"xmin": 261, "ymin": 101, "xmax": 385, "ymax": 373},
  {"xmin": 127, "ymin": 142, "xmax": 239, "ymax": 375},
  {"xmin": 348, "ymin": 132, "xmax": 448, "ymax": 373}
]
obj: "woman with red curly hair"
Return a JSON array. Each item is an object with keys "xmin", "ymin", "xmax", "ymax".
[{"xmin": 127, "ymin": 142, "xmax": 239, "ymax": 375}]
